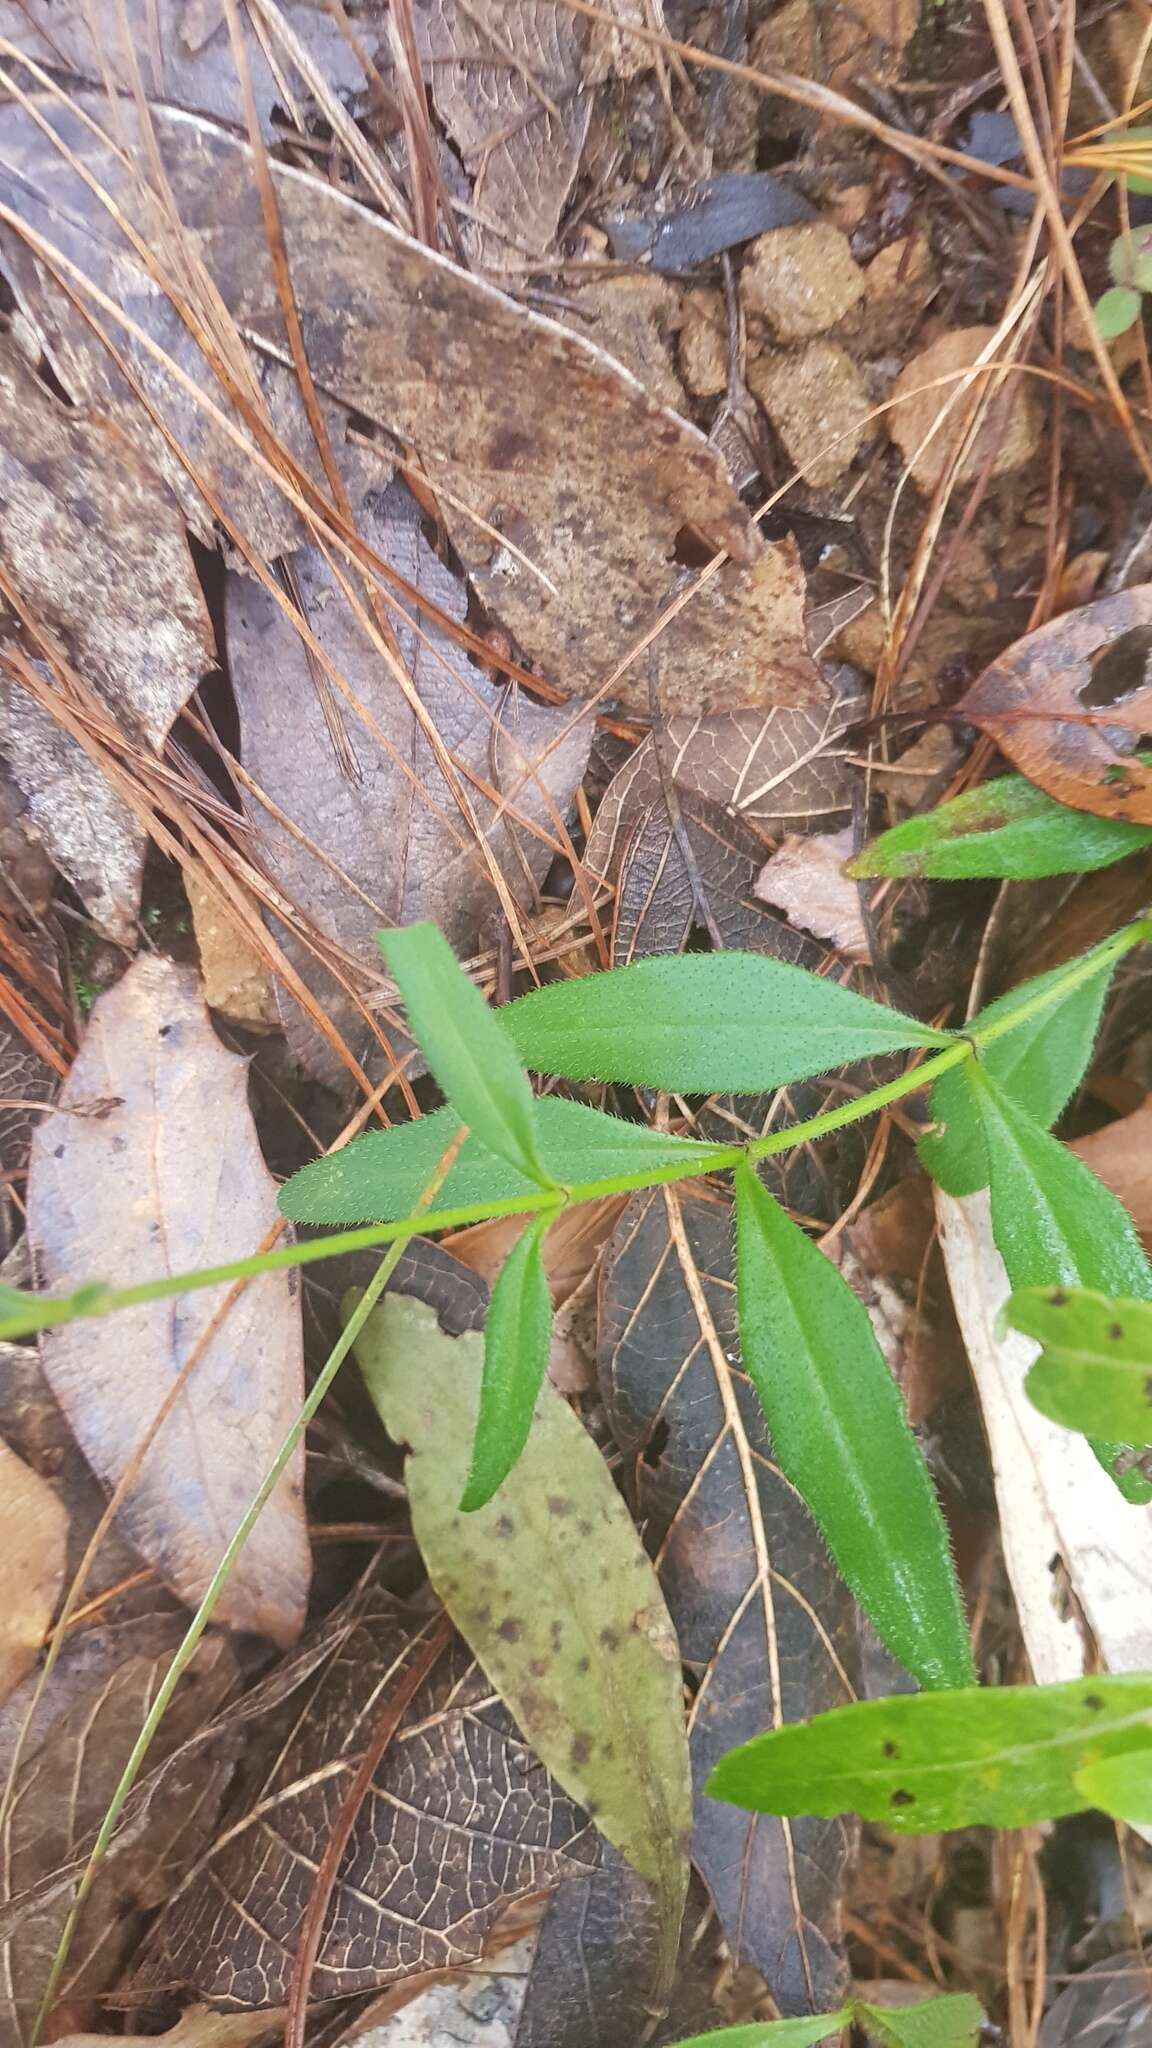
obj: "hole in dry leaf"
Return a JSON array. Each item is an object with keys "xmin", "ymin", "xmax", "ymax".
[
  {"xmin": 1082, "ymin": 626, "xmax": 1152, "ymax": 709},
  {"xmin": 671, "ymin": 524, "xmax": 717, "ymax": 569},
  {"xmin": 642, "ymin": 1418, "xmax": 670, "ymax": 1470}
]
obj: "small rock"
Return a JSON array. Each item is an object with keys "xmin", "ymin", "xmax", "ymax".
[
  {"xmin": 567, "ymin": 274, "xmax": 685, "ymax": 412},
  {"xmin": 748, "ymin": 0, "xmax": 818, "ymax": 134},
  {"xmin": 887, "ymin": 325, "xmax": 1043, "ymax": 492},
  {"xmin": 748, "ymin": 338, "xmax": 871, "ymax": 487},
  {"xmin": 755, "ymin": 827, "xmax": 871, "ymax": 961},
  {"xmin": 741, "ymin": 221, "xmax": 865, "ymax": 340},
  {"xmin": 185, "ymin": 868, "xmax": 279, "ymax": 1030},
  {"xmin": 842, "ymin": 0, "xmax": 919, "ymax": 50},
  {"xmin": 678, "ymin": 290, "xmax": 728, "ymax": 397}
]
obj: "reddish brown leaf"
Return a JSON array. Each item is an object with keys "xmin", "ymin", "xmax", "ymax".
[
  {"xmin": 1070, "ymin": 1094, "xmax": 1152, "ymax": 1253},
  {"xmin": 141, "ymin": 1589, "xmax": 599, "ymax": 2009},
  {"xmin": 598, "ymin": 1184, "xmax": 858, "ymax": 2016},
  {"xmin": 28, "ymin": 956, "xmax": 310, "ymax": 1645},
  {"xmin": 0, "ymin": 1434, "xmax": 67, "ymax": 1706},
  {"xmin": 958, "ymin": 586, "xmax": 1152, "ymax": 824}
]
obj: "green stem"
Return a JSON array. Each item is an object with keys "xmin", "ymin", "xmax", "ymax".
[{"xmin": 6, "ymin": 916, "xmax": 1150, "ymax": 1349}]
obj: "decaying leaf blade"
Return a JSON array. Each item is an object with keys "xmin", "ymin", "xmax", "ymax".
[{"xmin": 352, "ymin": 1294, "xmax": 691, "ymax": 1972}]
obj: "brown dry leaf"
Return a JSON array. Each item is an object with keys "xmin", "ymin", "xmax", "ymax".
[
  {"xmin": 0, "ymin": 1435, "xmax": 67, "ymax": 1706},
  {"xmin": 0, "ymin": 97, "xmax": 825, "ymax": 714},
  {"xmin": 585, "ymin": 702, "xmax": 861, "ymax": 882},
  {"xmin": 27, "ymin": 954, "xmax": 310, "ymax": 1646},
  {"xmin": 0, "ymin": 1613, "xmax": 237, "ymax": 2041},
  {"xmin": 1070, "ymin": 1095, "xmax": 1152, "ymax": 1252},
  {"xmin": 52, "ymin": 2008, "xmax": 283, "ymax": 2048},
  {"xmin": 444, "ymin": 1194, "xmax": 625, "ymax": 1392},
  {"xmin": 0, "ymin": 341, "xmax": 213, "ymax": 939},
  {"xmin": 599, "ymin": 1184, "xmax": 858, "ymax": 2015},
  {"xmin": 228, "ymin": 478, "xmax": 591, "ymax": 1088},
  {"xmin": 0, "ymin": 756, "xmax": 55, "ymax": 919},
  {"xmin": 886, "ymin": 327, "xmax": 1043, "ymax": 493},
  {"xmin": 142, "ymin": 1588, "xmax": 599, "ymax": 2008},
  {"xmin": 418, "ymin": 0, "xmax": 591, "ymax": 269},
  {"xmin": 184, "ymin": 868, "xmax": 280, "ymax": 1031},
  {"xmin": 958, "ymin": 585, "xmax": 1152, "ymax": 824},
  {"xmin": 754, "ymin": 828, "xmax": 870, "ymax": 961},
  {"xmin": 0, "ymin": 0, "xmax": 369, "ymax": 135}
]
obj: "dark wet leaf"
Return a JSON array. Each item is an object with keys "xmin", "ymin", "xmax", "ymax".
[
  {"xmin": 28, "ymin": 955, "xmax": 310, "ymax": 1644},
  {"xmin": 642, "ymin": 174, "xmax": 819, "ymax": 274},
  {"xmin": 230, "ymin": 479, "xmax": 590, "ymax": 1089},
  {"xmin": 1037, "ymin": 1953, "xmax": 1152, "ymax": 2048},
  {"xmin": 599, "ymin": 1184, "xmax": 858, "ymax": 2015},
  {"xmin": 0, "ymin": 1613, "xmax": 237, "ymax": 2040},
  {"xmin": 0, "ymin": 97, "xmax": 827, "ymax": 714},
  {"xmin": 353, "ymin": 1295, "xmax": 691, "ymax": 1965},
  {"xmin": 141, "ymin": 1588, "xmax": 600, "ymax": 2007},
  {"xmin": 513, "ymin": 1845, "xmax": 668, "ymax": 2048}
]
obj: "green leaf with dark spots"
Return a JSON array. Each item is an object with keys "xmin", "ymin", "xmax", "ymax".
[
  {"xmin": 849, "ymin": 772, "xmax": 1152, "ymax": 881},
  {"xmin": 503, "ymin": 952, "xmax": 951, "ymax": 1095},
  {"xmin": 1005, "ymin": 1287, "xmax": 1152, "ymax": 1445},
  {"xmin": 733, "ymin": 1161, "xmax": 974, "ymax": 1691},
  {"xmin": 461, "ymin": 1215, "xmax": 553, "ymax": 1510},
  {"xmin": 280, "ymin": 1097, "xmax": 718, "ymax": 1225},
  {"xmin": 920, "ymin": 945, "xmax": 1115, "ymax": 1197},
  {"xmin": 706, "ymin": 1675, "xmax": 1152, "ymax": 1831},
  {"xmin": 352, "ymin": 1292, "xmax": 691, "ymax": 1978},
  {"xmin": 379, "ymin": 921, "xmax": 552, "ymax": 1185}
]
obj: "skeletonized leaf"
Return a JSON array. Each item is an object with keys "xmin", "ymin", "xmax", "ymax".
[
  {"xmin": 380, "ymin": 922, "xmax": 551, "ymax": 1186},
  {"xmin": 1076, "ymin": 1748, "xmax": 1152, "ymax": 1821},
  {"xmin": 279, "ymin": 1096, "xmax": 717, "ymax": 1224},
  {"xmin": 353, "ymin": 1295, "xmax": 691, "ymax": 1966},
  {"xmin": 734, "ymin": 1163, "xmax": 973, "ymax": 1691},
  {"xmin": 707, "ymin": 1675, "xmax": 1152, "ymax": 1831},
  {"xmin": 141, "ymin": 1588, "xmax": 599, "ymax": 2006},
  {"xmin": 461, "ymin": 1215, "xmax": 554, "ymax": 1510},
  {"xmin": 28, "ymin": 956, "xmax": 310, "ymax": 1644},
  {"xmin": 920, "ymin": 948, "xmax": 1114, "ymax": 1196},
  {"xmin": 504, "ymin": 953, "xmax": 950, "ymax": 1093},
  {"xmin": 850, "ymin": 773, "xmax": 1152, "ymax": 881},
  {"xmin": 1006, "ymin": 1287, "xmax": 1152, "ymax": 1441},
  {"xmin": 599, "ymin": 1185, "xmax": 857, "ymax": 2016}
]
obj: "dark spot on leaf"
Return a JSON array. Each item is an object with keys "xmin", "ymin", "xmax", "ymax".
[
  {"xmin": 550, "ymin": 1620, "xmax": 563, "ymax": 1651},
  {"xmin": 576, "ymin": 1656, "xmax": 590, "ymax": 1674},
  {"xmin": 53, "ymin": 1144, "xmax": 65, "ymax": 1159},
  {"xmin": 570, "ymin": 1733, "xmax": 593, "ymax": 1766},
  {"xmin": 890, "ymin": 1788, "xmax": 916, "ymax": 1808},
  {"xmin": 586, "ymin": 1798, "xmax": 601, "ymax": 1817},
  {"xmin": 577, "ymin": 1520, "xmax": 594, "ymax": 1538},
  {"xmin": 474, "ymin": 1604, "xmax": 492, "ymax": 1625},
  {"xmin": 158, "ymin": 1023, "xmax": 173, "ymax": 1038},
  {"xmin": 1110, "ymin": 1324, "xmax": 1126, "ymax": 1341},
  {"xmin": 1083, "ymin": 1693, "xmax": 1104, "ymax": 1712},
  {"xmin": 528, "ymin": 1659, "xmax": 547, "ymax": 1679},
  {"xmin": 599, "ymin": 1627, "xmax": 620, "ymax": 1651},
  {"xmin": 497, "ymin": 1617, "xmax": 523, "ymax": 1643},
  {"xmin": 495, "ymin": 1516, "xmax": 516, "ymax": 1539},
  {"xmin": 1048, "ymin": 1288, "xmax": 1068, "ymax": 1307},
  {"xmin": 547, "ymin": 1495, "xmax": 573, "ymax": 1517},
  {"xmin": 883, "ymin": 1740, "xmax": 900, "ymax": 1758}
]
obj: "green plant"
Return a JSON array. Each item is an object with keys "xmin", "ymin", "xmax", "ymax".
[{"xmin": 667, "ymin": 1988, "xmax": 983, "ymax": 2045}]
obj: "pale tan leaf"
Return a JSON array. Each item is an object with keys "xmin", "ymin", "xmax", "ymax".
[
  {"xmin": 754, "ymin": 828, "xmax": 870, "ymax": 961},
  {"xmin": 0, "ymin": 1435, "xmax": 67, "ymax": 1706},
  {"xmin": 28, "ymin": 956, "xmax": 310, "ymax": 1645}
]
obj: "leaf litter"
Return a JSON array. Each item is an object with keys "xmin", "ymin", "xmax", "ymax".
[{"xmin": 3, "ymin": 0, "xmax": 1152, "ymax": 2035}]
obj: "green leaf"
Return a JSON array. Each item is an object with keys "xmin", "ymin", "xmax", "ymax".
[
  {"xmin": 379, "ymin": 921, "xmax": 551, "ymax": 1186},
  {"xmin": 1095, "ymin": 284, "xmax": 1143, "ymax": 335},
  {"xmin": 280, "ymin": 1097, "xmax": 720, "ymax": 1225},
  {"xmin": 969, "ymin": 1067, "xmax": 1152, "ymax": 1502},
  {"xmin": 855, "ymin": 1996, "xmax": 983, "ymax": 2048},
  {"xmin": 849, "ymin": 773, "xmax": 1152, "ymax": 881},
  {"xmin": 353, "ymin": 1292, "xmax": 692, "ymax": 1971},
  {"xmin": 706, "ymin": 1674, "xmax": 1152, "ymax": 1831},
  {"xmin": 664, "ymin": 2016, "xmax": 850, "ymax": 2047},
  {"xmin": 1076, "ymin": 1747, "xmax": 1152, "ymax": 1822},
  {"xmin": 460, "ymin": 1214, "xmax": 553, "ymax": 1510},
  {"xmin": 503, "ymin": 953, "xmax": 951, "ymax": 1095},
  {"xmin": 733, "ymin": 1161, "xmax": 974, "ymax": 1691},
  {"xmin": 1005, "ymin": 1287, "xmax": 1152, "ymax": 1444},
  {"xmin": 920, "ymin": 948, "xmax": 1114, "ymax": 1197}
]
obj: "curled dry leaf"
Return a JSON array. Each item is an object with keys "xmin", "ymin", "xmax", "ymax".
[
  {"xmin": 0, "ymin": 97, "xmax": 826, "ymax": 713},
  {"xmin": 599, "ymin": 1184, "xmax": 858, "ymax": 2016},
  {"xmin": 958, "ymin": 585, "xmax": 1152, "ymax": 824},
  {"xmin": 754, "ymin": 828, "xmax": 871, "ymax": 962},
  {"xmin": 28, "ymin": 955, "xmax": 310, "ymax": 1646},
  {"xmin": 141, "ymin": 1588, "xmax": 599, "ymax": 2008},
  {"xmin": 0, "ymin": 1613, "xmax": 237, "ymax": 2042},
  {"xmin": 0, "ymin": 1433, "xmax": 67, "ymax": 1706},
  {"xmin": 935, "ymin": 1189, "xmax": 1152, "ymax": 1692},
  {"xmin": 417, "ymin": 0, "xmax": 591, "ymax": 268},
  {"xmin": 228, "ymin": 479, "xmax": 590, "ymax": 1089},
  {"xmin": 0, "ymin": 340, "xmax": 213, "ymax": 939}
]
